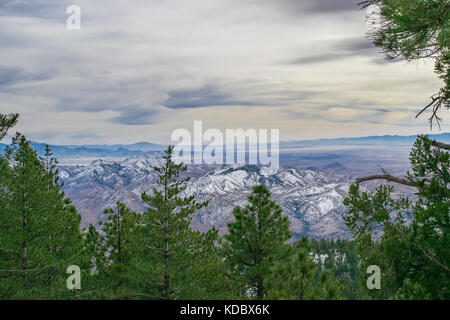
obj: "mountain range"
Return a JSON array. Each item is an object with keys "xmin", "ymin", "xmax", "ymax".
[
  {"xmin": 58, "ymin": 154, "xmax": 416, "ymax": 240},
  {"xmin": 0, "ymin": 133, "xmax": 434, "ymax": 239},
  {"xmin": 59, "ymin": 155, "xmax": 351, "ymax": 239}
]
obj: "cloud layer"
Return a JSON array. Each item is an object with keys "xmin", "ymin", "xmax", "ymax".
[{"xmin": 0, "ymin": 0, "xmax": 446, "ymax": 144}]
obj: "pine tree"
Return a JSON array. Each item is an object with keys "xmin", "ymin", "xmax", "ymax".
[
  {"xmin": 0, "ymin": 113, "xmax": 19, "ymax": 141},
  {"xmin": 0, "ymin": 133, "xmax": 86, "ymax": 299},
  {"xmin": 221, "ymin": 184, "xmax": 292, "ymax": 299},
  {"xmin": 267, "ymin": 237, "xmax": 317, "ymax": 300},
  {"xmin": 129, "ymin": 145, "xmax": 219, "ymax": 300},
  {"xmin": 267, "ymin": 237, "xmax": 346, "ymax": 300},
  {"xmin": 360, "ymin": 0, "xmax": 449, "ymax": 126},
  {"xmin": 310, "ymin": 238, "xmax": 367, "ymax": 300},
  {"xmin": 344, "ymin": 135, "xmax": 450, "ymax": 299},
  {"xmin": 311, "ymin": 269, "xmax": 343, "ymax": 300},
  {"xmin": 85, "ymin": 202, "xmax": 138, "ymax": 298}
]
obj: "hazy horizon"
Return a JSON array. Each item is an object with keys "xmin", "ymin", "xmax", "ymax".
[{"xmin": 2, "ymin": 131, "xmax": 449, "ymax": 147}]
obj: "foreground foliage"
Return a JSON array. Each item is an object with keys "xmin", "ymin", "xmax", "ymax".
[
  {"xmin": 1, "ymin": 136, "xmax": 447, "ymax": 300},
  {"xmin": 344, "ymin": 135, "xmax": 449, "ymax": 299},
  {"xmin": 361, "ymin": 0, "xmax": 449, "ymax": 126}
]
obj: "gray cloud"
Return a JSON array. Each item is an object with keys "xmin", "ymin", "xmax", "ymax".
[
  {"xmin": 110, "ymin": 106, "xmax": 160, "ymax": 126},
  {"xmin": 70, "ymin": 132, "xmax": 101, "ymax": 140},
  {"xmin": 291, "ymin": 53, "xmax": 349, "ymax": 65},
  {"xmin": 0, "ymin": 0, "xmax": 68, "ymax": 19},
  {"xmin": 0, "ymin": 0, "xmax": 442, "ymax": 144},
  {"xmin": 284, "ymin": 101, "xmax": 414, "ymax": 126},
  {"xmin": 306, "ymin": 0, "xmax": 360, "ymax": 13},
  {"xmin": 164, "ymin": 85, "xmax": 260, "ymax": 109},
  {"xmin": 0, "ymin": 65, "xmax": 53, "ymax": 88},
  {"xmin": 291, "ymin": 38, "xmax": 381, "ymax": 65},
  {"xmin": 261, "ymin": 0, "xmax": 360, "ymax": 17},
  {"xmin": 338, "ymin": 38, "xmax": 376, "ymax": 52},
  {"xmin": 292, "ymin": 0, "xmax": 360, "ymax": 14},
  {"xmin": 164, "ymin": 84, "xmax": 320, "ymax": 109}
]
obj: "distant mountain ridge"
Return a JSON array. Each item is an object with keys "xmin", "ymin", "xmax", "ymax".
[
  {"xmin": 0, "ymin": 141, "xmax": 166, "ymax": 161},
  {"xmin": 1, "ymin": 133, "xmax": 448, "ymax": 160},
  {"xmin": 280, "ymin": 133, "xmax": 450, "ymax": 148},
  {"xmin": 63, "ymin": 141, "xmax": 166, "ymax": 152}
]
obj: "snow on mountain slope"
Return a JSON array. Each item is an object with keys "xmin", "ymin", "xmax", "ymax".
[{"xmin": 60, "ymin": 155, "xmax": 352, "ymax": 239}]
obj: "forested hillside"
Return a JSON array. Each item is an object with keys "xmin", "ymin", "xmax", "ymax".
[{"xmin": 1, "ymin": 123, "xmax": 448, "ymax": 299}]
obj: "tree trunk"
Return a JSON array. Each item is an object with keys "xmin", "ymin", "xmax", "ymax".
[
  {"xmin": 299, "ymin": 272, "xmax": 305, "ymax": 300},
  {"xmin": 256, "ymin": 278, "xmax": 265, "ymax": 300},
  {"xmin": 163, "ymin": 164, "xmax": 170, "ymax": 300},
  {"xmin": 21, "ymin": 194, "xmax": 28, "ymax": 287}
]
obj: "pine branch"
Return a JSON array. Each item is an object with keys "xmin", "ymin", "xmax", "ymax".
[
  {"xmin": 356, "ymin": 168, "xmax": 416, "ymax": 187},
  {"xmin": 358, "ymin": 0, "xmax": 382, "ymax": 9},
  {"xmin": 0, "ymin": 265, "xmax": 58, "ymax": 276},
  {"xmin": 111, "ymin": 292, "xmax": 165, "ymax": 300},
  {"xmin": 384, "ymin": 222, "xmax": 450, "ymax": 273},
  {"xmin": 0, "ymin": 113, "xmax": 19, "ymax": 140}
]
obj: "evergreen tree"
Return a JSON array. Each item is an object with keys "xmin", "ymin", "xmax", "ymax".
[
  {"xmin": 344, "ymin": 135, "xmax": 449, "ymax": 299},
  {"xmin": 360, "ymin": 0, "xmax": 449, "ymax": 126},
  {"xmin": 310, "ymin": 238, "xmax": 367, "ymax": 300},
  {"xmin": 85, "ymin": 202, "xmax": 138, "ymax": 298},
  {"xmin": 0, "ymin": 113, "xmax": 19, "ymax": 141},
  {"xmin": 267, "ymin": 237, "xmax": 317, "ymax": 300},
  {"xmin": 0, "ymin": 133, "xmax": 86, "ymax": 299},
  {"xmin": 221, "ymin": 184, "xmax": 291, "ymax": 299},
  {"xmin": 129, "ymin": 145, "xmax": 220, "ymax": 300},
  {"xmin": 310, "ymin": 269, "xmax": 343, "ymax": 300}
]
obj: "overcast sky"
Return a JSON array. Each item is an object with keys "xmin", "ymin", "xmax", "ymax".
[{"xmin": 0, "ymin": 0, "xmax": 448, "ymax": 144}]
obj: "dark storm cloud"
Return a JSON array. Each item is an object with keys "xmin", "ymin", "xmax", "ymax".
[
  {"xmin": 110, "ymin": 106, "xmax": 159, "ymax": 126},
  {"xmin": 164, "ymin": 85, "xmax": 260, "ymax": 109},
  {"xmin": 0, "ymin": 65, "xmax": 53, "ymax": 87}
]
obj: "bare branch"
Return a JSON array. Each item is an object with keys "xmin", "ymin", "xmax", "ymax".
[
  {"xmin": 415, "ymin": 94, "xmax": 446, "ymax": 129},
  {"xmin": 431, "ymin": 140, "xmax": 450, "ymax": 151},
  {"xmin": 356, "ymin": 168, "xmax": 416, "ymax": 187},
  {"xmin": 416, "ymin": 96, "xmax": 440, "ymax": 119}
]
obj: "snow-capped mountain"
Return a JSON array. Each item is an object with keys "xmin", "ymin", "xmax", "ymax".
[{"xmin": 60, "ymin": 155, "xmax": 352, "ymax": 239}]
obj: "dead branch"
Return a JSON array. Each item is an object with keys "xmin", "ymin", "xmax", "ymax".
[
  {"xmin": 415, "ymin": 95, "xmax": 445, "ymax": 129},
  {"xmin": 431, "ymin": 140, "xmax": 450, "ymax": 151},
  {"xmin": 356, "ymin": 168, "xmax": 416, "ymax": 187}
]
